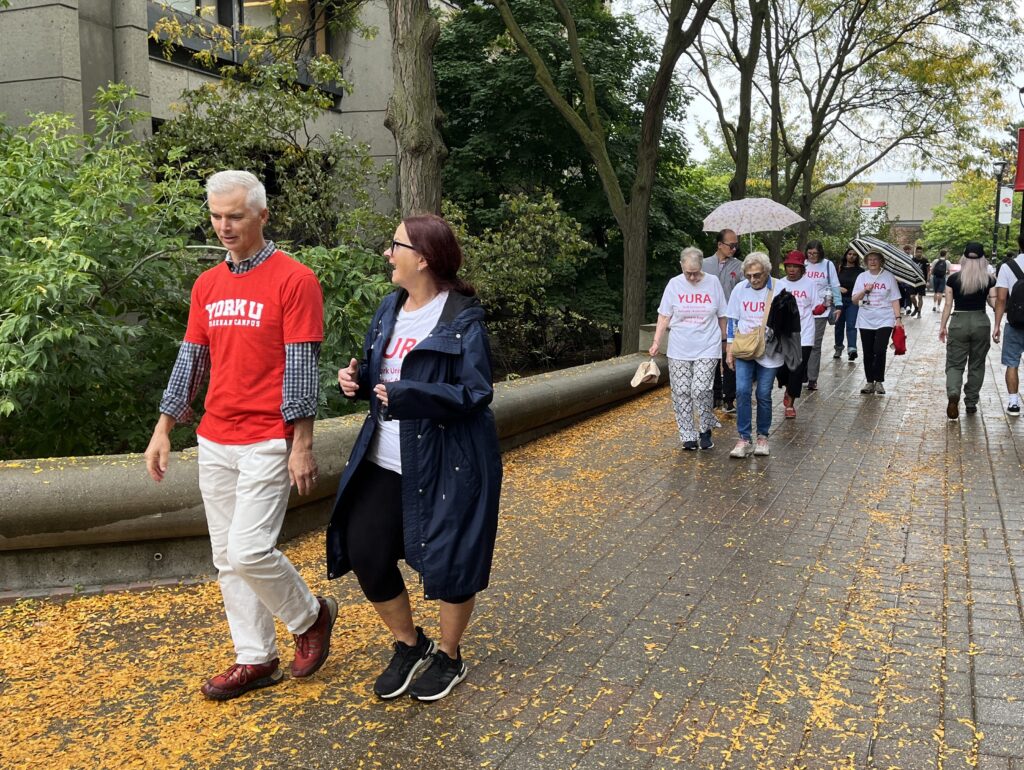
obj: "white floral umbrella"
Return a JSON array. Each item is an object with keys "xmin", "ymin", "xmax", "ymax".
[{"xmin": 702, "ymin": 198, "xmax": 805, "ymax": 236}]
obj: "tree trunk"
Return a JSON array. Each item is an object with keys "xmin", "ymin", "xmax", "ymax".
[
  {"xmin": 620, "ymin": 206, "xmax": 650, "ymax": 354},
  {"xmin": 384, "ymin": 0, "xmax": 447, "ymax": 217}
]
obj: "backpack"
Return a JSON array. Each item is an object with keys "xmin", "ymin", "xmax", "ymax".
[
  {"xmin": 933, "ymin": 259, "xmax": 947, "ymax": 277},
  {"xmin": 1005, "ymin": 260, "xmax": 1024, "ymax": 329}
]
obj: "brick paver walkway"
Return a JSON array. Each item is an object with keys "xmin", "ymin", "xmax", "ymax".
[{"xmin": 3, "ymin": 309, "xmax": 1024, "ymax": 769}]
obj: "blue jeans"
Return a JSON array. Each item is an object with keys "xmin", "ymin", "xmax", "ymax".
[
  {"xmin": 734, "ymin": 359, "xmax": 777, "ymax": 441},
  {"xmin": 834, "ymin": 297, "xmax": 859, "ymax": 350}
]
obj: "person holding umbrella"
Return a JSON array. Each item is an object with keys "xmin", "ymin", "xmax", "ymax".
[
  {"xmin": 939, "ymin": 242, "xmax": 995, "ymax": 419},
  {"xmin": 852, "ymin": 251, "xmax": 903, "ymax": 394}
]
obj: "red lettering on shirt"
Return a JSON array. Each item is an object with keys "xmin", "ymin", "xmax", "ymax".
[
  {"xmin": 678, "ymin": 293, "xmax": 713, "ymax": 304},
  {"xmin": 742, "ymin": 301, "xmax": 766, "ymax": 312},
  {"xmin": 385, "ymin": 337, "xmax": 419, "ymax": 359}
]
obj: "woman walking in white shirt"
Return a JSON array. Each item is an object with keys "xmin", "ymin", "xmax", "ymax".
[
  {"xmin": 852, "ymin": 251, "xmax": 904, "ymax": 394},
  {"xmin": 803, "ymin": 240, "xmax": 841, "ymax": 390},
  {"xmin": 650, "ymin": 247, "xmax": 727, "ymax": 450}
]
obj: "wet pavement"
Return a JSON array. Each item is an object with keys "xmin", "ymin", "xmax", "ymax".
[{"xmin": 3, "ymin": 308, "xmax": 1024, "ymax": 769}]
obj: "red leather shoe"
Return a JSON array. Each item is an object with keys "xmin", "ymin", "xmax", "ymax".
[
  {"xmin": 784, "ymin": 405, "xmax": 797, "ymax": 419},
  {"xmin": 291, "ymin": 596, "xmax": 338, "ymax": 678},
  {"xmin": 783, "ymin": 393, "xmax": 792, "ymax": 409},
  {"xmin": 201, "ymin": 658, "xmax": 282, "ymax": 701}
]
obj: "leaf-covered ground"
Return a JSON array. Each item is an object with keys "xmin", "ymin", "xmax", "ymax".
[{"xmin": 3, "ymin": 312, "xmax": 1024, "ymax": 769}]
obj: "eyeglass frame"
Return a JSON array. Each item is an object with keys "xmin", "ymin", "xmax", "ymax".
[{"xmin": 391, "ymin": 238, "xmax": 417, "ymax": 252}]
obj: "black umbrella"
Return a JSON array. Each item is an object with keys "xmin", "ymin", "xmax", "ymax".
[{"xmin": 850, "ymin": 236, "xmax": 926, "ymax": 288}]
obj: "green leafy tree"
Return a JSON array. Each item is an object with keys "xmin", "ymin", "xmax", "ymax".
[
  {"xmin": 0, "ymin": 86, "xmax": 206, "ymax": 458},
  {"xmin": 921, "ymin": 173, "xmax": 993, "ymax": 258}
]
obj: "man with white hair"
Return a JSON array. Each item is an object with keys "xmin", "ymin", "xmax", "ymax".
[{"xmin": 144, "ymin": 170, "xmax": 336, "ymax": 700}]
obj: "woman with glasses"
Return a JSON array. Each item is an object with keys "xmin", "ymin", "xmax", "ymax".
[
  {"xmin": 329, "ymin": 215, "xmax": 502, "ymax": 702},
  {"xmin": 834, "ymin": 247, "xmax": 864, "ymax": 361},
  {"xmin": 725, "ymin": 252, "xmax": 782, "ymax": 458},
  {"xmin": 803, "ymin": 240, "xmax": 841, "ymax": 390},
  {"xmin": 650, "ymin": 247, "xmax": 727, "ymax": 450}
]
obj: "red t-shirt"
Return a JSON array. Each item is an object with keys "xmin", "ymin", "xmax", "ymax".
[{"xmin": 184, "ymin": 251, "xmax": 323, "ymax": 444}]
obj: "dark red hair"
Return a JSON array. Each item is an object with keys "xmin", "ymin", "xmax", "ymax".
[{"xmin": 403, "ymin": 214, "xmax": 476, "ymax": 296}]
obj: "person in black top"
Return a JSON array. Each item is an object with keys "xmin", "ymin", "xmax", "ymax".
[
  {"xmin": 834, "ymin": 247, "xmax": 865, "ymax": 361},
  {"xmin": 931, "ymin": 249, "xmax": 950, "ymax": 311},
  {"xmin": 939, "ymin": 241, "xmax": 996, "ymax": 419}
]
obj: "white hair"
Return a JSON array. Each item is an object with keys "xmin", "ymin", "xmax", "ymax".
[
  {"xmin": 206, "ymin": 170, "xmax": 267, "ymax": 212},
  {"xmin": 679, "ymin": 246, "xmax": 704, "ymax": 270},
  {"xmin": 958, "ymin": 257, "xmax": 992, "ymax": 295},
  {"xmin": 742, "ymin": 251, "xmax": 772, "ymax": 275}
]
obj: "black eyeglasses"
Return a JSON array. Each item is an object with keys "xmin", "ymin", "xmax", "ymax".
[
  {"xmin": 724, "ymin": 242, "xmax": 739, "ymax": 249},
  {"xmin": 391, "ymin": 239, "xmax": 416, "ymax": 252}
]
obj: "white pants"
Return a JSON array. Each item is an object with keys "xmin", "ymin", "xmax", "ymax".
[{"xmin": 198, "ymin": 436, "xmax": 320, "ymax": 665}]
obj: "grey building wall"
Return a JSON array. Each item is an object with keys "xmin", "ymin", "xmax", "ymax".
[
  {"xmin": 0, "ymin": 0, "xmax": 396, "ymax": 195},
  {"xmin": 864, "ymin": 180, "xmax": 955, "ymax": 227}
]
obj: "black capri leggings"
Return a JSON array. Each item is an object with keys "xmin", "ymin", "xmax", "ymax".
[{"xmin": 345, "ymin": 459, "xmax": 473, "ymax": 604}]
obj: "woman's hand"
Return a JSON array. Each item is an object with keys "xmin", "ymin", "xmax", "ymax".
[
  {"xmin": 648, "ymin": 341, "xmax": 660, "ymax": 357},
  {"xmin": 373, "ymin": 383, "xmax": 389, "ymax": 407},
  {"xmin": 939, "ymin": 326, "xmax": 947, "ymax": 343},
  {"xmin": 338, "ymin": 358, "xmax": 360, "ymax": 397},
  {"xmin": 840, "ymin": 286, "xmax": 849, "ymax": 294},
  {"xmin": 725, "ymin": 349, "xmax": 735, "ymax": 371},
  {"xmin": 832, "ymin": 308, "xmax": 842, "ymax": 322}
]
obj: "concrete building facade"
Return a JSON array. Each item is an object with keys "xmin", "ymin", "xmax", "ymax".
[
  {"xmin": 0, "ymin": 0, "xmax": 396, "ymax": 186},
  {"xmin": 861, "ymin": 179, "xmax": 955, "ymax": 246}
]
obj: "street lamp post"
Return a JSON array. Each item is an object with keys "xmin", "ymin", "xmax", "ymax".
[{"xmin": 994, "ymin": 160, "xmax": 1007, "ymax": 258}]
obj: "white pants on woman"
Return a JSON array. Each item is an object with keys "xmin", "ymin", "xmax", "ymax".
[
  {"xmin": 668, "ymin": 358, "xmax": 721, "ymax": 443},
  {"xmin": 198, "ymin": 436, "xmax": 320, "ymax": 665}
]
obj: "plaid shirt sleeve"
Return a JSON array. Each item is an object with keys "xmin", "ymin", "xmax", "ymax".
[
  {"xmin": 159, "ymin": 342, "xmax": 210, "ymax": 423},
  {"xmin": 282, "ymin": 342, "xmax": 321, "ymax": 423}
]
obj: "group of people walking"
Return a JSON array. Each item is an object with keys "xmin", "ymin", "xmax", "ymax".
[
  {"xmin": 145, "ymin": 171, "xmax": 501, "ymax": 704},
  {"xmin": 654, "ymin": 229, "xmax": 1024, "ymax": 449}
]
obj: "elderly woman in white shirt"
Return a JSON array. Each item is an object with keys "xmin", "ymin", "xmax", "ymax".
[{"xmin": 650, "ymin": 247, "xmax": 727, "ymax": 450}]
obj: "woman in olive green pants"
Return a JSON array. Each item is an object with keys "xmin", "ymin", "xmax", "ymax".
[{"xmin": 939, "ymin": 242, "xmax": 997, "ymax": 420}]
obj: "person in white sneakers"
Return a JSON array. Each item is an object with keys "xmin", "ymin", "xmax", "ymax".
[
  {"xmin": 725, "ymin": 252, "xmax": 782, "ymax": 458},
  {"xmin": 144, "ymin": 170, "xmax": 336, "ymax": 701},
  {"xmin": 993, "ymin": 233, "xmax": 1024, "ymax": 415},
  {"xmin": 851, "ymin": 251, "xmax": 903, "ymax": 395}
]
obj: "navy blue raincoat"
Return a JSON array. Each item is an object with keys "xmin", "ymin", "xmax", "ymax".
[{"xmin": 326, "ymin": 289, "xmax": 502, "ymax": 600}]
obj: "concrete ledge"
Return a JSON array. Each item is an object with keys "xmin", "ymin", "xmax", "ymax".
[{"xmin": 0, "ymin": 353, "xmax": 666, "ymax": 591}]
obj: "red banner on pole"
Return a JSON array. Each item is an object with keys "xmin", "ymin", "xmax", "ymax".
[{"xmin": 1015, "ymin": 127, "xmax": 1024, "ymax": 192}]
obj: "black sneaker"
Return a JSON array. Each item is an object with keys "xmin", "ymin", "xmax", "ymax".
[
  {"xmin": 833, "ymin": 346, "xmax": 843, "ymax": 359},
  {"xmin": 965, "ymin": 405, "xmax": 978, "ymax": 415},
  {"xmin": 848, "ymin": 350, "xmax": 858, "ymax": 361},
  {"xmin": 682, "ymin": 440, "xmax": 698, "ymax": 451},
  {"xmin": 408, "ymin": 648, "xmax": 468, "ymax": 701},
  {"xmin": 723, "ymin": 400, "xmax": 736, "ymax": 414},
  {"xmin": 1008, "ymin": 402, "xmax": 1021, "ymax": 416},
  {"xmin": 374, "ymin": 627, "xmax": 436, "ymax": 699},
  {"xmin": 698, "ymin": 430, "xmax": 714, "ymax": 450}
]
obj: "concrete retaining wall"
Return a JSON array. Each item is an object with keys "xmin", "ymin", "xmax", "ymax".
[{"xmin": 0, "ymin": 353, "xmax": 666, "ymax": 592}]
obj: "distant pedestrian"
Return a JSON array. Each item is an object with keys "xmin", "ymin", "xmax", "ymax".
[
  {"xmin": 852, "ymin": 251, "xmax": 903, "ymax": 395},
  {"xmin": 931, "ymin": 249, "xmax": 949, "ymax": 311},
  {"xmin": 803, "ymin": 240, "xmax": 841, "ymax": 390},
  {"xmin": 704, "ymin": 229, "xmax": 744, "ymax": 413},
  {"xmin": 651, "ymin": 247, "xmax": 727, "ymax": 450},
  {"xmin": 330, "ymin": 214, "xmax": 502, "ymax": 702},
  {"xmin": 144, "ymin": 170, "xmax": 336, "ymax": 701},
  {"xmin": 834, "ymin": 247, "xmax": 864, "ymax": 361},
  {"xmin": 776, "ymin": 250, "xmax": 822, "ymax": 420},
  {"xmin": 939, "ymin": 242, "xmax": 995, "ymax": 420},
  {"xmin": 911, "ymin": 246, "xmax": 929, "ymax": 317},
  {"xmin": 992, "ymin": 233, "xmax": 1024, "ymax": 416},
  {"xmin": 725, "ymin": 252, "xmax": 781, "ymax": 458}
]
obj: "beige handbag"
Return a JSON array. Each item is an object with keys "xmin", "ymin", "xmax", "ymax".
[
  {"xmin": 731, "ymin": 286, "xmax": 774, "ymax": 361},
  {"xmin": 630, "ymin": 358, "xmax": 661, "ymax": 387}
]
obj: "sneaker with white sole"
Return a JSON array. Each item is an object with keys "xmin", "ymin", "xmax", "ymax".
[
  {"xmin": 1008, "ymin": 402, "xmax": 1021, "ymax": 416},
  {"xmin": 753, "ymin": 436, "xmax": 770, "ymax": 456},
  {"xmin": 729, "ymin": 439, "xmax": 753, "ymax": 458},
  {"xmin": 374, "ymin": 627, "xmax": 436, "ymax": 699},
  {"xmin": 408, "ymin": 648, "xmax": 468, "ymax": 701},
  {"xmin": 698, "ymin": 430, "xmax": 714, "ymax": 450},
  {"xmin": 860, "ymin": 382, "xmax": 875, "ymax": 394}
]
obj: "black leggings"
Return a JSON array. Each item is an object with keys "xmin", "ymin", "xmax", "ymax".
[
  {"xmin": 345, "ymin": 460, "xmax": 473, "ymax": 604},
  {"xmin": 776, "ymin": 345, "xmax": 812, "ymax": 400},
  {"xmin": 860, "ymin": 327, "xmax": 892, "ymax": 383}
]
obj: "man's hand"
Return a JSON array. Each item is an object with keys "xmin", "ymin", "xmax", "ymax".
[
  {"xmin": 288, "ymin": 418, "xmax": 318, "ymax": 496},
  {"xmin": 144, "ymin": 414, "xmax": 176, "ymax": 483},
  {"xmin": 338, "ymin": 358, "xmax": 359, "ymax": 397}
]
